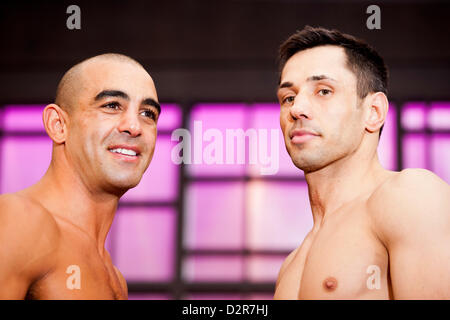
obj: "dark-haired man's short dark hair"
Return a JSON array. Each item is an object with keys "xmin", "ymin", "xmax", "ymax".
[{"xmin": 278, "ymin": 26, "xmax": 389, "ymax": 137}]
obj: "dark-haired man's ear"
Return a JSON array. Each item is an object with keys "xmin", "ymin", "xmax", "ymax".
[
  {"xmin": 42, "ymin": 104, "xmax": 69, "ymax": 144},
  {"xmin": 365, "ymin": 92, "xmax": 388, "ymax": 134}
]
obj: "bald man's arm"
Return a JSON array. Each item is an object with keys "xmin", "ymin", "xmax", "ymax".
[{"xmin": 0, "ymin": 194, "xmax": 59, "ymax": 299}]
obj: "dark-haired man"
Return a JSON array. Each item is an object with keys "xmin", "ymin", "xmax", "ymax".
[
  {"xmin": 274, "ymin": 26, "xmax": 450, "ymax": 299},
  {"xmin": 0, "ymin": 54, "xmax": 161, "ymax": 299}
]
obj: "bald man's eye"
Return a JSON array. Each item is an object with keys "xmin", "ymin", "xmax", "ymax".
[
  {"xmin": 102, "ymin": 102, "xmax": 121, "ymax": 110},
  {"xmin": 140, "ymin": 109, "xmax": 157, "ymax": 121}
]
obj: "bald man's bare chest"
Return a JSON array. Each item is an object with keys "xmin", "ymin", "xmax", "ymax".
[
  {"xmin": 26, "ymin": 236, "xmax": 126, "ymax": 300},
  {"xmin": 274, "ymin": 205, "xmax": 392, "ymax": 299}
]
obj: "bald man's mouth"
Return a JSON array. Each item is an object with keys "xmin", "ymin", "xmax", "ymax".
[{"xmin": 108, "ymin": 144, "xmax": 141, "ymax": 162}]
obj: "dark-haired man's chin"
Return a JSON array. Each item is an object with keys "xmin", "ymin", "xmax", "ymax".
[{"xmin": 291, "ymin": 158, "xmax": 325, "ymax": 173}]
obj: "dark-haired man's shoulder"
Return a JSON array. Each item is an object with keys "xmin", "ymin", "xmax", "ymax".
[
  {"xmin": 368, "ymin": 168, "xmax": 450, "ymax": 246},
  {"xmin": 367, "ymin": 169, "xmax": 450, "ymax": 298}
]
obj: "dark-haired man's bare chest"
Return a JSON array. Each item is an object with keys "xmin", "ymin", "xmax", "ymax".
[{"xmin": 275, "ymin": 204, "xmax": 392, "ymax": 299}]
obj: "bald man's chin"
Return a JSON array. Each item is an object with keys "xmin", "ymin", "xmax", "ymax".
[{"xmin": 100, "ymin": 175, "xmax": 143, "ymax": 196}]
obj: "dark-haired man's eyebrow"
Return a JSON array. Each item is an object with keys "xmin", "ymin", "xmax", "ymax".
[
  {"xmin": 142, "ymin": 98, "xmax": 161, "ymax": 115},
  {"xmin": 278, "ymin": 81, "xmax": 294, "ymax": 89},
  {"xmin": 94, "ymin": 90, "xmax": 130, "ymax": 101},
  {"xmin": 277, "ymin": 75, "xmax": 337, "ymax": 93},
  {"xmin": 306, "ymin": 75, "xmax": 337, "ymax": 82}
]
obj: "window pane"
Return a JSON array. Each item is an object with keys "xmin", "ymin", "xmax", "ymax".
[
  {"xmin": 403, "ymin": 134, "xmax": 427, "ymax": 169},
  {"xmin": 378, "ymin": 104, "xmax": 397, "ymax": 170},
  {"xmin": 430, "ymin": 134, "xmax": 450, "ymax": 184},
  {"xmin": 402, "ymin": 102, "xmax": 426, "ymax": 130},
  {"xmin": 246, "ymin": 255, "xmax": 285, "ymax": 282},
  {"xmin": 112, "ymin": 207, "xmax": 176, "ymax": 281},
  {"xmin": 1, "ymin": 136, "xmax": 52, "ymax": 193},
  {"xmin": 2, "ymin": 105, "xmax": 46, "ymax": 131},
  {"xmin": 158, "ymin": 104, "xmax": 182, "ymax": 131},
  {"xmin": 121, "ymin": 136, "xmax": 179, "ymax": 202},
  {"xmin": 247, "ymin": 181, "xmax": 312, "ymax": 251},
  {"xmin": 428, "ymin": 102, "xmax": 450, "ymax": 130},
  {"xmin": 187, "ymin": 104, "xmax": 247, "ymax": 176},
  {"xmin": 184, "ymin": 182, "xmax": 244, "ymax": 249},
  {"xmin": 249, "ymin": 104, "xmax": 301, "ymax": 177},
  {"xmin": 183, "ymin": 256, "xmax": 243, "ymax": 282}
]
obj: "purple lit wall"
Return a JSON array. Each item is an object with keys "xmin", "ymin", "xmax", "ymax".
[
  {"xmin": 181, "ymin": 103, "xmax": 399, "ymax": 300},
  {"xmin": 401, "ymin": 102, "xmax": 450, "ymax": 183},
  {"xmin": 1, "ymin": 105, "xmax": 52, "ymax": 193},
  {"xmin": 1, "ymin": 101, "xmax": 449, "ymax": 300},
  {"xmin": 109, "ymin": 104, "xmax": 181, "ymax": 299}
]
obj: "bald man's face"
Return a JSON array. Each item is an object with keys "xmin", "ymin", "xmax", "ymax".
[{"xmin": 64, "ymin": 59, "xmax": 160, "ymax": 194}]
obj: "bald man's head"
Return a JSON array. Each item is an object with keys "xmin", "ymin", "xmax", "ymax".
[
  {"xmin": 46, "ymin": 53, "xmax": 160, "ymax": 195},
  {"xmin": 54, "ymin": 53, "xmax": 147, "ymax": 113}
]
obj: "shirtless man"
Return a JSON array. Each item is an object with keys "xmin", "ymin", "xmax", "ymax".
[
  {"xmin": 0, "ymin": 53, "xmax": 161, "ymax": 299},
  {"xmin": 274, "ymin": 26, "xmax": 450, "ymax": 299}
]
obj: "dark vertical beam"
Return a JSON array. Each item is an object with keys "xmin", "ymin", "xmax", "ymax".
[
  {"xmin": 0, "ymin": 104, "xmax": 4, "ymax": 194},
  {"xmin": 425, "ymin": 101, "xmax": 432, "ymax": 171},
  {"xmin": 241, "ymin": 103, "xmax": 252, "ymax": 298},
  {"xmin": 395, "ymin": 100, "xmax": 404, "ymax": 171},
  {"xmin": 172, "ymin": 101, "xmax": 191, "ymax": 299}
]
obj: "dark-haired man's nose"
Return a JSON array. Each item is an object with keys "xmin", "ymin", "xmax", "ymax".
[
  {"xmin": 290, "ymin": 96, "xmax": 311, "ymax": 121},
  {"xmin": 118, "ymin": 109, "xmax": 142, "ymax": 137}
]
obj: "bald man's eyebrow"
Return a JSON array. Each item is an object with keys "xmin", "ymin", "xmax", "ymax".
[
  {"xmin": 142, "ymin": 98, "xmax": 161, "ymax": 115},
  {"xmin": 95, "ymin": 90, "xmax": 130, "ymax": 101}
]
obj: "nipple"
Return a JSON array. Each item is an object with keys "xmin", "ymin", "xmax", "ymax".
[{"xmin": 323, "ymin": 277, "xmax": 338, "ymax": 291}]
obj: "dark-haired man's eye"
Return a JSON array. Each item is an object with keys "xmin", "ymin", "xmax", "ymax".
[
  {"xmin": 318, "ymin": 89, "xmax": 332, "ymax": 96},
  {"xmin": 283, "ymin": 96, "xmax": 295, "ymax": 104}
]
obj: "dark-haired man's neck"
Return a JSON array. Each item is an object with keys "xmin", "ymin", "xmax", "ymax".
[{"xmin": 305, "ymin": 136, "xmax": 393, "ymax": 231}]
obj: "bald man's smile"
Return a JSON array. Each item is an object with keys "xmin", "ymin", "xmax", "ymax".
[{"xmin": 108, "ymin": 145, "xmax": 141, "ymax": 162}]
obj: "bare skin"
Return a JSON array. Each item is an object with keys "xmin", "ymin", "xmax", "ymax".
[
  {"xmin": 274, "ymin": 46, "xmax": 450, "ymax": 299},
  {"xmin": 0, "ymin": 54, "xmax": 160, "ymax": 299}
]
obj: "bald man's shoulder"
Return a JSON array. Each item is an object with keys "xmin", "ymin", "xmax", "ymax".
[
  {"xmin": 0, "ymin": 193, "xmax": 60, "ymax": 297},
  {"xmin": 0, "ymin": 192, "xmax": 61, "ymax": 251}
]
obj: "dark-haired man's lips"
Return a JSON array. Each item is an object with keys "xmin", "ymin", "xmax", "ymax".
[{"xmin": 290, "ymin": 129, "xmax": 319, "ymax": 144}]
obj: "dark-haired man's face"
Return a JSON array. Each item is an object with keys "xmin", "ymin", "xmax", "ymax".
[
  {"xmin": 64, "ymin": 59, "xmax": 160, "ymax": 195},
  {"xmin": 278, "ymin": 45, "xmax": 366, "ymax": 173}
]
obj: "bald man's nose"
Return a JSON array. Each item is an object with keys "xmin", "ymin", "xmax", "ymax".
[
  {"xmin": 290, "ymin": 95, "xmax": 312, "ymax": 121},
  {"xmin": 118, "ymin": 109, "xmax": 142, "ymax": 137}
]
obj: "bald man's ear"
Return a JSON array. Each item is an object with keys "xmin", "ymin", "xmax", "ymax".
[
  {"xmin": 365, "ymin": 92, "xmax": 388, "ymax": 134},
  {"xmin": 43, "ymin": 104, "xmax": 69, "ymax": 144}
]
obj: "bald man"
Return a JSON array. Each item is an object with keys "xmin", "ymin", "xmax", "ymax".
[{"xmin": 0, "ymin": 54, "xmax": 161, "ymax": 299}]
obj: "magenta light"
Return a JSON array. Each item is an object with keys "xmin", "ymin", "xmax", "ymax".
[
  {"xmin": 184, "ymin": 181, "xmax": 245, "ymax": 249},
  {"xmin": 112, "ymin": 207, "xmax": 176, "ymax": 281}
]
